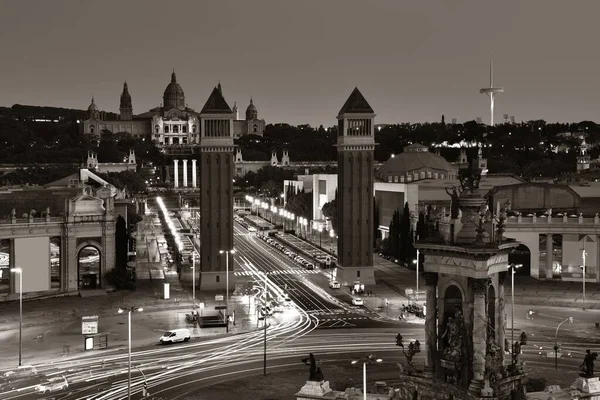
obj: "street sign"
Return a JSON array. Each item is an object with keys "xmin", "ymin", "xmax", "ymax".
[
  {"xmin": 215, "ymin": 294, "xmax": 224, "ymax": 301},
  {"xmin": 199, "ymin": 302, "xmax": 205, "ymax": 310},
  {"xmin": 546, "ymin": 351, "xmax": 563, "ymax": 359},
  {"xmin": 81, "ymin": 315, "xmax": 99, "ymax": 335}
]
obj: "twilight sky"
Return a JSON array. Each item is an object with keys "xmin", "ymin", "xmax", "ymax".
[{"xmin": 0, "ymin": 0, "xmax": 598, "ymax": 127}]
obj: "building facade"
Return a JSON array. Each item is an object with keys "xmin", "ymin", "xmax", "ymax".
[{"xmin": 80, "ymin": 72, "xmax": 266, "ymax": 143}]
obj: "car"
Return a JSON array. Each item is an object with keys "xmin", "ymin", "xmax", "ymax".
[
  {"xmin": 329, "ymin": 281, "xmax": 341, "ymax": 289},
  {"xmin": 34, "ymin": 376, "xmax": 68, "ymax": 394},
  {"xmin": 248, "ymin": 226, "xmax": 257, "ymax": 232},
  {"xmin": 3, "ymin": 366, "xmax": 37, "ymax": 379},
  {"xmin": 351, "ymin": 297, "xmax": 364, "ymax": 306},
  {"xmin": 305, "ymin": 263, "xmax": 314, "ymax": 270},
  {"xmin": 283, "ymin": 295, "xmax": 293, "ymax": 306},
  {"xmin": 159, "ymin": 328, "xmax": 191, "ymax": 344}
]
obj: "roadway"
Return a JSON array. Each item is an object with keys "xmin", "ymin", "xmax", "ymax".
[{"xmin": 1, "ymin": 223, "xmax": 599, "ymax": 398}]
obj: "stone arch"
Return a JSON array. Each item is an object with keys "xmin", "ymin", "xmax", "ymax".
[
  {"xmin": 509, "ymin": 243, "xmax": 531, "ymax": 276},
  {"xmin": 76, "ymin": 241, "xmax": 103, "ymax": 290}
]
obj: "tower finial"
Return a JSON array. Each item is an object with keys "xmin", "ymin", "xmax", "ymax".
[
  {"xmin": 171, "ymin": 69, "xmax": 176, "ymax": 83},
  {"xmin": 490, "ymin": 59, "xmax": 493, "ymax": 87}
]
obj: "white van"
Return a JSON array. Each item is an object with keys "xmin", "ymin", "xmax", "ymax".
[{"xmin": 159, "ymin": 328, "xmax": 191, "ymax": 344}]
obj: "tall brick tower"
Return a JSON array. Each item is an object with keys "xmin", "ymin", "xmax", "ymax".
[
  {"xmin": 199, "ymin": 85, "xmax": 235, "ymax": 291},
  {"xmin": 336, "ymin": 88, "xmax": 376, "ymax": 285},
  {"xmin": 119, "ymin": 82, "xmax": 133, "ymax": 121}
]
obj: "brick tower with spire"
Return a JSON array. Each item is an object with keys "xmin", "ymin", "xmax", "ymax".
[
  {"xmin": 119, "ymin": 82, "xmax": 133, "ymax": 121},
  {"xmin": 198, "ymin": 83, "xmax": 235, "ymax": 291},
  {"xmin": 336, "ymin": 87, "xmax": 377, "ymax": 285}
]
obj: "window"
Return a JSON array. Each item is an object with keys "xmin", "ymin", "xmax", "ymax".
[
  {"xmin": 182, "ymin": 125, "xmax": 187, "ymax": 133},
  {"xmin": 192, "ymin": 124, "xmax": 197, "ymax": 133},
  {"xmin": 216, "ymin": 276, "xmax": 220, "ymax": 283},
  {"xmin": 173, "ymin": 125, "xmax": 179, "ymax": 133},
  {"xmin": 357, "ymin": 271, "xmax": 360, "ymax": 278},
  {"xmin": 164, "ymin": 125, "xmax": 170, "ymax": 133},
  {"xmin": 90, "ymin": 125, "xmax": 95, "ymax": 133},
  {"xmin": 155, "ymin": 125, "xmax": 159, "ymax": 133},
  {"xmin": 253, "ymin": 124, "xmax": 258, "ymax": 133}
]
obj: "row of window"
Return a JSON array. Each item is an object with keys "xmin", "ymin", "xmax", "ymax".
[
  {"xmin": 387, "ymin": 170, "xmax": 452, "ymax": 183},
  {"xmin": 158, "ymin": 124, "xmax": 196, "ymax": 134},
  {"xmin": 337, "ymin": 119, "xmax": 372, "ymax": 136},
  {"xmin": 205, "ymin": 120, "xmax": 231, "ymax": 137}
]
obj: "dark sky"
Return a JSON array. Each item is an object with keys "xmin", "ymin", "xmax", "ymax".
[{"xmin": 0, "ymin": 0, "xmax": 598, "ymax": 126}]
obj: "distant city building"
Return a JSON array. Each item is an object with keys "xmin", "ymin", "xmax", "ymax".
[
  {"xmin": 85, "ymin": 149, "xmax": 137, "ymax": 174},
  {"xmin": 378, "ymin": 143, "xmax": 459, "ymax": 183},
  {"xmin": 80, "ymin": 72, "xmax": 266, "ymax": 144}
]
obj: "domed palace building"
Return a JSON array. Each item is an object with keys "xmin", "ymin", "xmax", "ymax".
[
  {"xmin": 80, "ymin": 71, "xmax": 266, "ymax": 144},
  {"xmin": 377, "ymin": 143, "xmax": 458, "ymax": 183}
]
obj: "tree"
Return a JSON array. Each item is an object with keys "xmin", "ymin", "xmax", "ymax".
[
  {"xmin": 399, "ymin": 202, "xmax": 412, "ymax": 263},
  {"xmin": 260, "ymin": 180, "xmax": 280, "ymax": 199},
  {"xmin": 115, "ymin": 216, "xmax": 128, "ymax": 270},
  {"xmin": 286, "ymin": 192, "xmax": 313, "ymax": 220},
  {"xmin": 388, "ymin": 209, "xmax": 400, "ymax": 258},
  {"xmin": 321, "ymin": 188, "xmax": 338, "ymax": 231}
]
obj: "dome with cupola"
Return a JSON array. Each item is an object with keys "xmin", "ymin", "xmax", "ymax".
[
  {"xmin": 378, "ymin": 143, "xmax": 458, "ymax": 183},
  {"xmin": 163, "ymin": 70, "xmax": 185, "ymax": 110}
]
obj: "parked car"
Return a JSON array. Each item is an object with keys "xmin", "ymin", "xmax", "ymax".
[
  {"xmin": 329, "ymin": 281, "xmax": 341, "ymax": 289},
  {"xmin": 34, "ymin": 376, "xmax": 68, "ymax": 394},
  {"xmin": 351, "ymin": 297, "xmax": 364, "ymax": 306},
  {"xmin": 159, "ymin": 328, "xmax": 191, "ymax": 344},
  {"xmin": 3, "ymin": 366, "xmax": 37, "ymax": 379}
]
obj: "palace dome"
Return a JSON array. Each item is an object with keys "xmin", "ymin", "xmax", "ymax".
[
  {"xmin": 87, "ymin": 98, "xmax": 98, "ymax": 111},
  {"xmin": 379, "ymin": 143, "xmax": 457, "ymax": 182},
  {"xmin": 163, "ymin": 71, "xmax": 185, "ymax": 110}
]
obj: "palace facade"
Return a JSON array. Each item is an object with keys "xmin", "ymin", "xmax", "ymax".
[{"xmin": 80, "ymin": 71, "xmax": 266, "ymax": 144}]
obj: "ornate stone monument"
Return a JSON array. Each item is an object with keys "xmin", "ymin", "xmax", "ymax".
[
  {"xmin": 396, "ymin": 163, "xmax": 527, "ymax": 400},
  {"xmin": 296, "ymin": 353, "xmax": 333, "ymax": 399}
]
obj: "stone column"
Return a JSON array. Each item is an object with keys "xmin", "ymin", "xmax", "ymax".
[
  {"xmin": 497, "ymin": 271, "xmax": 507, "ymax": 363},
  {"xmin": 191, "ymin": 159, "xmax": 197, "ymax": 188},
  {"xmin": 545, "ymin": 233, "xmax": 553, "ymax": 279},
  {"xmin": 183, "ymin": 159, "xmax": 188, "ymax": 187},
  {"xmin": 423, "ymin": 272, "xmax": 438, "ymax": 373},
  {"xmin": 469, "ymin": 278, "xmax": 488, "ymax": 393},
  {"xmin": 173, "ymin": 159, "xmax": 179, "ymax": 188}
]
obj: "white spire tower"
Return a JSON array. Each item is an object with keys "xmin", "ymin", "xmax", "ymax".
[{"xmin": 479, "ymin": 60, "xmax": 504, "ymax": 126}]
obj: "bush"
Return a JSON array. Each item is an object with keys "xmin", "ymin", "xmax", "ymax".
[
  {"xmin": 105, "ymin": 268, "xmax": 135, "ymax": 290},
  {"xmin": 526, "ymin": 377, "xmax": 547, "ymax": 392}
]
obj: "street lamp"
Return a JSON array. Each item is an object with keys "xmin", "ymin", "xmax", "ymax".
[
  {"xmin": 10, "ymin": 268, "xmax": 22, "ymax": 366},
  {"xmin": 581, "ymin": 245, "xmax": 588, "ymax": 310},
  {"xmin": 329, "ymin": 229, "xmax": 335, "ymax": 255},
  {"xmin": 191, "ymin": 250, "xmax": 197, "ymax": 308},
  {"xmin": 508, "ymin": 263, "xmax": 522, "ymax": 362},
  {"xmin": 412, "ymin": 250, "xmax": 420, "ymax": 302},
  {"xmin": 554, "ymin": 316, "xmax": 574, "ymax": 370},
  {"xmin": 260, "ymin": 271, "xmax": 271, "ymax": 376},
  {"xmin": 350, "ymin": 355, "xmax": 382, "ymax": 400},
  {"xmin": 118, "ymin": 306, "xmax": 143, "ymax": 400},
  {"xmin": 318, "ymin": 225, "xmax": 323, "ymax": 248},
  {"xmin": 219, "ymin": 249, "xmax": 236, "ymax": 333}
]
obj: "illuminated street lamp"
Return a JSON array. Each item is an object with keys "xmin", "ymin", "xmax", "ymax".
[
  {"xmin": 219, "ymin": 249, "xmax": 236, "ymax": 333},
  {"xmin": 350, "ymin": 355, "xmax": 383, "ymax": 400},
  {"xmin": 581, "ymin": 244, "xmax": 588, "ymax": 310},
  {"xmin": 412, "ymin": 249, "xmax": 420, "ymax": 302},
  {"xmin": 118, "ymin": 306, "xmax": 144, "ymax": 400},
  {"xmin": 10, "ymin": 267, "xmax": 22, "ymax": 366},
  {"xmin": 329, "ymin": 229, "xmax": 335, "ymax": 254},
  {"xmin": 508, "ymin": 263, "xmax": 522, "ymax": 361},
  {"xmin": 554, "ymin": 316, "xmax": 574, "ymax": 370},
  {"xmin": 317, "ymin": 225, "xmax": 323, "ymax": 248}
]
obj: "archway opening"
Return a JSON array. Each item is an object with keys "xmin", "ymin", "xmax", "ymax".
[
  {"xmin": 443, "ymin": 284, "xmax": 463, "ymax": 321},
  {"xmin": 509, "ymin": 244, "xmax": 531, "ymax": 276},
  {"xmin": 78, "ymin": 245, "xmax": 101, "ymax": 290}
]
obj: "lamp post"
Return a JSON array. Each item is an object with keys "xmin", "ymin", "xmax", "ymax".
[
  {"xmin": 581, "ymin": 245, "xmax": 588, "ymax": 310},
  {"xmin": 192, "ymin": 250, "xmax": 197, "ymax": 308},
  {"xmin": 11, "ymin": 268, "xmax": 22, "ymax": 366},
  {"xmin": 261, "ymin": 272, "xmax": 270, "ymax": 376},
  {"xmin": 508, "ymin": 263, "xmax": 522, "ymax": 362},
  {"xmin": 554, "ymin": 317, "xmax": 574, "ymax": 370},
  {"xmin": 350, "ymin": 355, "xmax": 382, "ymax": 400},
  {"xmin": 329, "ymin": 229, "xmax": 335, "ymax": 254},
  {"xmin": 219, "ymin": 249, "xmax": 236, "ymax": 333},
  {"xmin": 118, "ymin": 306, "xmax": 143, "ymax": 400},
  {"xmin": 414, "ymin": 250, "xmax": 420, "ymax": 302},
  {"xmin": 318, "ymin": 226, "xmax": 323, "ymax": 248}
]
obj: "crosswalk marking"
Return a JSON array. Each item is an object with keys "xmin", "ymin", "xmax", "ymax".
[{"xmin": 234, "ymin": 269, "xmax": 319, "ymax": 277}]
